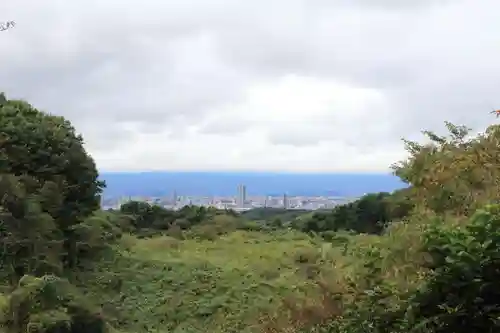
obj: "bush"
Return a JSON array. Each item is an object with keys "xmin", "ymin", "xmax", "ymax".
[
  {"xmin": 71, "ymin": 213, "xmax": 124, "ymax": 268},
  {"xmin": 2, "ymin": 275, "xmax": 106, "ymax": 333},
  {"xmin": 237, "ymin": 220, "xmax": 270, "ymax": 232},
  {"xmin": 0, "ymin": 174, "xmax": 64, "ymax": 284},
  {"xmin": 393, "ymin": 122, "xmax": 500, "ymax": 216},
  {"xmin": 186, "ymin": 215, "xmax": 241, "ymax": 240},
  {"xmin": 405, "ymin": 204, "xmax": 500, "ymax": 332},
  {"xmin": 314, "ymin": 204, "xmax": 500, "ymax": 333},
  {"xmin": 293, "ymin": 191, "xmax": 413, "ymax": 236}
]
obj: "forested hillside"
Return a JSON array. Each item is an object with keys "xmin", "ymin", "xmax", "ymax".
[{"xmin": 2, "ymin": 93, "xmax": 500, "ymax": 333}]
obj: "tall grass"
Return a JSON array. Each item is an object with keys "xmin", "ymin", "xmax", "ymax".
[{"xmin": 76, "ymin": 230, "xmax": 337, "ymax": 333}]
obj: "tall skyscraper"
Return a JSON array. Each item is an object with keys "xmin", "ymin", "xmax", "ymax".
[
  {"xmin": 283, "ymin": 193, "xmax": 288, "ymax": 209},
  {"xmin": 236, "ymin": 184, "xmax": 247, "ymax": 208}
]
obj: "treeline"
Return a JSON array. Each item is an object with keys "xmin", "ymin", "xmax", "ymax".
[
  {"xmin": 114, "ymin": 201, "xmax": 302, "ymax": 239},
  {"xmin": 115, "ymin": 192, "xmax": 415, "ymax": 239},
  {"xmin": 291, "ymin": 189, "xmax": 414, "ymax": 235},
  {"xmin": 114, "ymin": 201, "xmax": 248, "ymax": 239},
  {"xmin": 118, "ymin": 201, "xmax": 236, "ymax": 230}
]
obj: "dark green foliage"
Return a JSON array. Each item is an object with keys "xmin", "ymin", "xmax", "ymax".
[
  {"xmin": 119, "ymin": 201, "xmax": 238, "ymax": 233},
  {"xmin": 119, "ymin": 201, "xmax": 174, "ymax": 229},
  {"xmin": 323, "ymin": 247, "xmax": 409, "ymax": 333},
  {"xmin": 315, "ymin": 204, "xmax": 500, "ymax": 333},
  {"xmin": 95, "ymin": 210, "xmax": 136, "ymax": 233},
  {"xmin": 300, "ymin": 119, "xmax": 500, "ymax": 333},
  {"xmin": 2, "ymin": 275, "xmax": 106, "ymax": 333},
  {"xmin": 405, "ymin": 204, "xmax": 500, "ymax": 333},
  {"xmin": 185, "ymin": 214, "xmax": 244, "ymax": 240},
  {"xmin": 119, "ymin": 192, "xmax": 414, "ymax": 240},
  {"xmin": 294, "ymin": 191, "xmax": 413, "ymax": 236},
  {"xmin": 0, "ymin": 97, "xmax": 104, "ymax": 220},
  {"xmin": 236, "ymin": 220, "xmax": 272, "ymax": 232},
  {"xmin": 0, "ymin": 176, "xmax": 124, "ymax": 282},
  {"xmin": 0, "ymin": 93, "xmax": 118, "ymax": 333},
  {"xmin": 0, "ymin": 94, "xmax": 105, "ymax": 269},
  {"xmin": 241, "ymin": 208, "xmax": 310, "ymax": 222},
  {"xmin": 71, "ymin": 212, "xmax": 125, "ymax": 268},
  {"xmin": 0, "ymin": 174, "xmax": 64, "ymax": 284}
]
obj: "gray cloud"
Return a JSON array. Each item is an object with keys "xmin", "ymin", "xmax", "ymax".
[
  {"xmin": 325, "ymin": 0, "xmax": 456, "ymax": 10},
  {"xmin": 1, "ymin": 0, "xmax": 499, "ymax": 171}
]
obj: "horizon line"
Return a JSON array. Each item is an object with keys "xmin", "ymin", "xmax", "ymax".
[{"xmin": 99, "ymin": 170, "xmax": 396, "ymax": 175}]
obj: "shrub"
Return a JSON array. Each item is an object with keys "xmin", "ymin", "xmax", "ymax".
[
  {"xmin": 405, "ymin": 204, "xmax": 500, "ymax": 332},
  {"xmin": 2, "ymin": 275, "xmax": 106, "ymax": 333},
  {"xmin": 186, "ymin": 215, "xmax": 241, "ymax": 240},
  {"xmin": 0, "ymin": 174, "xmax": 64, "ymax": 284},
  {"xmin": 320, "ymin": 204, "xmax": 500, "ymax": 333},
  {"xmin": 393, "ymin": 122, "xmax": 500, "ymax": 216}
]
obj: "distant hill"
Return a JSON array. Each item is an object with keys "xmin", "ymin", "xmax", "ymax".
[{"xmin": 99, "ymin": 171, "xmax": 406, "ymax": 198}]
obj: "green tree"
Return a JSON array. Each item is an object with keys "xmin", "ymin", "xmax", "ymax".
[
  {"xmin": 0, "ymin": 94, "xmax": 104, "ymax": 269},
  {"xmin": 3, "ymin": 275, "xmax": 106, "ymax": 333},
  {"xmin": 0, "ymin": 174, "xmax": 64, "ymax": 284},
  {"xmin": 295, "ymin": 192, "xmax": 412, "ymax": 235},
  {"xmin": 120, "ymin": 201, "xmax": 156, "ymax": 228},
  {"xmin": 392, "ymin": 120, "xmax": 500, "ymax": 215}
]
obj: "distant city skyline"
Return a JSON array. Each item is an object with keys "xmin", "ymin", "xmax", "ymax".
[
  {"xmin": 102, "ymin": 192, "xmax": 353, "ymax": 212},
  {"xmin": 99, "ymin": 171, "xmax": 406, "ymax": 198}
]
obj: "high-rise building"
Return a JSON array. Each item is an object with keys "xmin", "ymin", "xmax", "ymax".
[
  {"xmin": 172, "ymin": 190, "xmax": 178, "ymax": 205},
  {"xmin": 283, "ymin": 193, "xmax": 288, "ymax": 209},
  {"xmin": 236, "ymin": 184, "xmax": 247, "ymax": 208}
]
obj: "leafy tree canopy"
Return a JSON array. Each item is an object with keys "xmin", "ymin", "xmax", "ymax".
[
  {"xmin": 0, "ymin": 94, "xmax": 104, "ymax": 223},
  {"xmin": 0, "ymin": 93, "xmax": 105, "ymax": 273}
]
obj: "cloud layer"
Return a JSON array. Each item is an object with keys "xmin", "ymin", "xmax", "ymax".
[{"xmin": 1, "ymin": 0, "xmax": 498, "ymax": 172}]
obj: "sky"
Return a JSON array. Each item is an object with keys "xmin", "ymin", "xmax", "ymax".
[{"xmin": 1, "ymin": 0, "xmax": 499, "ymax": 173}]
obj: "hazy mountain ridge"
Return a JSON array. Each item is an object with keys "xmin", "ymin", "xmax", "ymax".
[{"xmin": 99, "ymin": 171, "xmax": 407, "ymax": 197}]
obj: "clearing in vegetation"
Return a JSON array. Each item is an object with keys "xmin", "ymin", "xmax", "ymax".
[{"xmin": 76, "ymin": 230, "xmax": 333, "ymax": 333}]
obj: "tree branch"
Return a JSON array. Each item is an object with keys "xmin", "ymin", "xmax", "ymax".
[{"xmin": 0, "ymin": 21, "xmax": 15, "ymax": 31}]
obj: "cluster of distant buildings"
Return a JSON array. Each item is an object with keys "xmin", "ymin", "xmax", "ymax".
[{"xmin": 102, "ymin": 184, "xmax": 356, "ymax": 211}]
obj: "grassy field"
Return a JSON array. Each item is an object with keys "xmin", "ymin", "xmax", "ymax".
[
  {"xmin": 77, "ymin": 230, "xmax": 336, "ymax": 333},
  {"xmin": 0, "ymin": 213, "xmax": 474, "ymax": 333},
  {"xmin": 0, "ymin": 218, "xmax": 431, "ymax": 333}
]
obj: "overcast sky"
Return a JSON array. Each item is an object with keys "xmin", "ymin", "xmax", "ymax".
[{"xmin": 1, "ymin": 0, "xmax": 498, "ymax": 172}]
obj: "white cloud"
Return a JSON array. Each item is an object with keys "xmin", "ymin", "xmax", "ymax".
[
  {"xmin": 95, "ymin": 75, "xmax": 402, "ymax": 172},
  {"xmin": 1, "ymin": 0, "xmax": 499, "ymax": 172}
]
